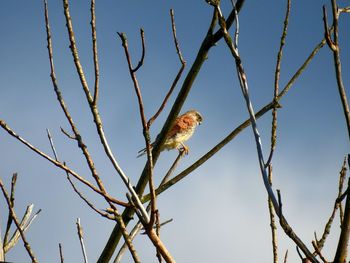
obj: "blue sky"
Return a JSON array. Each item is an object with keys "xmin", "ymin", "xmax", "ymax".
[{"xmin": 1, "ymin": 1, "xmax": 350, "ymax": 262}]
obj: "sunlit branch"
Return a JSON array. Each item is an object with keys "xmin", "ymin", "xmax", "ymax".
[{"xmin": 0, "ymin": 179, "xmax": 38, "ymax": 263}]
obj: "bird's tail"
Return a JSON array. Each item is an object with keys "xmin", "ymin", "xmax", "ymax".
[
  {"xmin": 136, "ymin": 143, "xmax": 154, "ymax": 158},
  {"xmin": 137, "ymin": 148, "xmax": 147, "ymax": 158}
]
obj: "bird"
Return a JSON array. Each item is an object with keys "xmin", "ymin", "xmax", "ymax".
[{"xmin": 137, "ymin": 110, "xmax": 203, "ymax": 157}]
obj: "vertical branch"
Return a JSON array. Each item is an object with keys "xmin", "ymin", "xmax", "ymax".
[
  {"xmin": 323, "ymin": 1, "xmax": 350, "ymax": 142},
  {"xmin": 117, "ymin": 31, "xmax": 172, "ymax": 261},
  {"xmin": 316, "ymin": 157, "xmax": 347, "ymax": 251},
  {"xmin": 76, "ymin": 218, "xmax": 88, "ymax": 263},
  {"xmin": 3, "ymin": 173, "xmax": 18, "ymax": 245},
  {"xmin": 117, "ymin": 31, "xmax": 153, "ymax": 225},
  {"xmin": 0, "ymin": 179, "xmax": 38, "ymax": 263},
  {"xmin": 91, "ymin": 0, "xmax": 100, "ymax": 105},
  {"xmin": 268, "ymin": 165, "xmax": 278, "ymax": 263},
  {"xmin": 334, "ymin": 177, "xmax": 350, "ymax": 262},
  {"xmin": 59, "ymin": 243, "xmax": 64, "ymax": 263},
  {"xmin": 266, "ymin": 0, "xmax": 291, "ymax": 166}
]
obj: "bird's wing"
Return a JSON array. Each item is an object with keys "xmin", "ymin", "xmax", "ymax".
[{"xmin": 167, "ymin": 114, "xmax": 195, "ymax": 139}]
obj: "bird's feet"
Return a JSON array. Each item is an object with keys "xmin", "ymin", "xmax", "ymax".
[{"xmin": 179, "ymin": 144, "xmax": 189, "ymax": 155}]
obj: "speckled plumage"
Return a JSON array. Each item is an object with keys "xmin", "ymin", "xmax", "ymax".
[{"xmin": 138, "ymin": 110, "xmax": 202, "ymax": 157}]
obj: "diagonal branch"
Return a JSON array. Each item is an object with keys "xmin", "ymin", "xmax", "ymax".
[
  {"xmin": 0, "ymin": 179, "xmax": 38, "ymax": 263},
  {"xmin": 213, "ymin": 2, "xmax": 318, "ymax": 262},
  {"xmin": 315, "ymin": 157, "xmax": 347, "ymax": 252},
  {"xmin": 142, "ymin": 30, "xmax": 327, "ymax": 203},
  {"xmin": 0, "ymin": 119, "xmax": 129, "ymax": 207},
  {"xmin": 147, "ymin": 9, "xmax": 186, "ymax": 128}
]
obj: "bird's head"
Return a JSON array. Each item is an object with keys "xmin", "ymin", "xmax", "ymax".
[{"xmin": 187, "ymin": 110, "xmax": 203, "ymax": 125}]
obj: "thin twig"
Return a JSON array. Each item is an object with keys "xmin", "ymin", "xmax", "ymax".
[
  {"xmin": 67, "ymin": 174, "xmax": 115, "ymax": 220},
  {"xmin": 266, "ymin": 0, "xmax": 291, "ymax": 167},
  {"xmin": 3, "ymin": 173, "xmax": 18, "ymax": 245},
  {"xmin": 148, "ymin": 9, "xmax": 186, "ymax": 128},
  {"xmin": 315, "ymin": 157, "xmax": 347, "ymax": 252},
  {"xmin": 46, "ymin": 0, "xmax": 111, "ymax": 201},
  {"xmin": 118, "ymin": 31, "xmax": 174, "ymax": 262},
  {"xmin": 76, "ymin": 218, "xmax": 88, "ymax": 263},
  {"xmin": 312, "ymin": 241, "xmax": 329, "ymax": 263},
  {"xmin": 323, "ymin": 1, "xmax": 350, "ymax": 142},
  {"xmin": 90, "ymin": 0, "xmax": 100, "ymax": 105},
  {"xmin": 0, "ymin": 119, "xmax": 129, "ymax": 207},
  {"xmin": 284, "ymin": 249, "xmax": 289, "ymax": 263},
  {"xmin": 4, "ymin": 206, "xmax": 41, "ymax": 253},
  {"xmin": 334, "ymin": 176, "xmax": 350, "ymax": 262},
  {"xmin": 0, "ymin": 179, "xmax": 38, "ymax": 263},
  {"xmin": 114, "ymin": 151, "xmax": 181, "ymax": 262},
  {"xmin": 268, "ymin": 165, "xmax": 278, "ymax": 263},
  {"xmin": 60, "ymin": 127, "xmax": 75, "ymax": 139},
  {"xmin": 59, "ymin": 243, "xmax": 64, "ymax": 263},
  {"xmin": 47, "ymin": 128, "xmax": 59, "ymax": 161},
  {"xmin": 117, "ymin": 31, "xmax": 153, "ymax": 225},
  {"xmin": 132, "ymin": 29, "xmax": 146, "ymax": 73}
]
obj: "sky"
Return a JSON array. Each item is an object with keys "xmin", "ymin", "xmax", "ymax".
[{"xmin": 1, "ymin": 0, "xmax": 350, "ymax": 262}]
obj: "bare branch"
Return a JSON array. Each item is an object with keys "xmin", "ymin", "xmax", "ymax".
[
  {"xmin": 45, "ymin": 0, "xmax": 110, "ymax": 200},
  {"xmin": 76, "ymin": 218, "xmax": 88, "ymax": 263},
  {"xmin": 60, "ymin": 126, "xmax": 75, "ymax": 140},
  {"xmin": 266, "ymin": 0, "xmax": 291, "ymax": 167},
  {"xmin": 115, "ymin": 151, "xmax": 182, "ymax": 262},
  {"xmin": 132, "ymin": 29, "xmax": 146, "ymax": 73},
  {"xmin": 4, "ymin": 205, "xmax": 41, "ymax": 253},
  {"xmin": 212, "ymin": 2, "xmax": 317, "ymax": 261},
  {"xmin": 142, "ymin": 33, "xmax": 326, "ymax": 203},
  {"xmin": 0, "ymin": 179, "xmax": 38, "ymax": 262},
  {"xmin": 0, "ymin": 119, "xmax": 129, "ymax": 207},
  {"xmin": 117, "ymin": 31, "xmax": 154, "ymax": 225},
  {"xmin": 322, "ymin": 6, "xmax": 337, "ymax": 52},
  {"xmin": 90, "ymin": 0, "xmax": 100, "ymax": 105},
  {"xmin": 323, "ymin": 1, "xmax": 350, "ymax": 142},
  {"xmin": 59, "ymin": 243, "xmax": 64, "ymax": 263},
  {"xmin": 63, "ymin": 0, "xmax": 93, "ymax": 103},
  {"xmin": 118, "ymin": 30, "xmax": 174, "ymax": 262},
  {"xmin": 148, "ymin": 9, "xmax": 186, "ymax": 127},
  {"xmin": 62, "ymin": 0, "xmax": 147, "ymax": 221},
  {"xmin": 47, "ymin": 128, "xmax": 59, "ymax": 161},
  {"xmin": 268, "ymin": 165, "xmax": 278, "ymax": 263},
  {"xmin": 316, "ymin": 157, "xmax": 347, "ymax": 251},
  {"xmin": 67, "ymin": 174, "xmax": 115, "ymax": 220},
  {"xmin": 312, "ymin": 241, "xmax": 329, "ymax": 263},
  {"xmin": 334, "ymin": 177, "xmax": 350, "ymax": 262},
  {"xmin": 284, "ymin": 249, "xmax": 289, "ymax": 263},
  {"xmin": 3, "ymin": 173, "xmax": 18, "ymax": 245}
]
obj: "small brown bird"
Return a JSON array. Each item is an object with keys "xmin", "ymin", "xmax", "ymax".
[{"xmin": 137, "ymin": 110, "xmax": 203, "ymax": 157}]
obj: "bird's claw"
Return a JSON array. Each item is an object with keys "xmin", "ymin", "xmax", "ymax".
[{"xmin": 179, "ymin": 145, "xmax": 189, "ymax": 155}]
